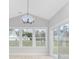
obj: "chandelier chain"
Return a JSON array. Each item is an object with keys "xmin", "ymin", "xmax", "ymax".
[{"xmin": 27, "ymin": 0, "xmax": 29, "ymax": 15}]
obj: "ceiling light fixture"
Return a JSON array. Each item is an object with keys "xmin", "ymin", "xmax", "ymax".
[{"xmin": 21, "ymin": 0, "xmax": 34, "ymax": 24}]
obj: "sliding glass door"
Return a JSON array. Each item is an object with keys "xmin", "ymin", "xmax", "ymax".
[
  {"xmin": 53, "ymin": 24, "xmax": 69, "ymax": 59},
  {"xmin": 58, "ymin": 24, "xmax": 69, "ymax": 59}
]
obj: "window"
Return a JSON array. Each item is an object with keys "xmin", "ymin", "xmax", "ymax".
[
  {"xmin": 35, "ymin": 29, "xmax": 47, "ymax": 47},
  {"xmin": 53, "ymin": 24, "xmax": 69, "ymax": 55},
  {"xmin": 9, "ymin": 28, "xmax": 48, "ymax": 47},
  {"xmin": 9, "ymin": 29, "xmax": 20, "ymax": 47},
  {"xmin": 53, "ymin": 29, "xmax": 59, "ymax": 54},
  {"xmin": 22, "ymin": 29, "xmax": 32, "ymax": 46},
  {"xmin": 58, "ymin": 24, "xmax": 69, "ymax": 54}
]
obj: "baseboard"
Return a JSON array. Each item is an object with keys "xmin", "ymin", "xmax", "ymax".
[{"xmin": 10, "ymin": 53, "xmax": 48, "ymax": 56}]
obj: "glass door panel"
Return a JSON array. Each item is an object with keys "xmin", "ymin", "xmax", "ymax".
[
  {"xmin": 58, "ymin": 24, "xmax": 69, "ymax": 59},
  {"xmin": 53, "ymin": 24, "xmax": 69, "ymax": 59}
]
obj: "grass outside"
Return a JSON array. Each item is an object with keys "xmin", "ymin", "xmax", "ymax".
[
  {"xmin": 9, "ymin": 40, "xmax": 45, "ymax": 47},
  {"xmin": 9, "ymin": 40, "xmax": 19, "ymax": 47},
  {"xmin": 22, "ymin": 40, "xmax": 32, "ymax": 46},
  {"xmin": 36, "ymin": 37, "xmax": 45, "ymax": 46},
  {"xmin": 36, "ymin": 41, "xmax": 45, "ymax": 46},
  {"xmin": 53, "ymin": 40, "xmax": 69, "ymax": 54}
]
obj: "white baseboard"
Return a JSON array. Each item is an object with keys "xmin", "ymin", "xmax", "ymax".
[{"xmin": 10, "ymin": 53, "xmax": 48, "ymax": 56}]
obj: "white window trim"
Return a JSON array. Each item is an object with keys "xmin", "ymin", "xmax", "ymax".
[{"xmin": 9, "ymin": 27, "xmax": 48, "ymax": 48}]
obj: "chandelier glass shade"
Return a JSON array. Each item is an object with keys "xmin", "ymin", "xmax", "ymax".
[
  {"xmin": 21, "ymin": 0, "xmax": 34, "ymax": 24},
  {"xmin": 21, "ymin": 15, "xmax": 34, "ymax": 24}
]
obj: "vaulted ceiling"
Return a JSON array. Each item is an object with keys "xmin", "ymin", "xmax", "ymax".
[{"xmin": 9, "ymin": 0, "xmax": 68, "ymax": 20}]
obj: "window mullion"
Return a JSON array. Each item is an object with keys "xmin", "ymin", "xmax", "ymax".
[
  {"xmin": 20, "ymin": 37, "xmax": 22, "ymax": 47},
  {"xmin": 19, "ymin": 31, "xmax": 22, "ymax": 47},
  {"xmin": 32, "ymin": 29, "xmax": 36, "ymax": 48}
]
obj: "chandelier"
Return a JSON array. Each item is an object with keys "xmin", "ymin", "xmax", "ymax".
[{"xmin": 21, "ymin": 0, "xmax": 34, "ymax": 24}]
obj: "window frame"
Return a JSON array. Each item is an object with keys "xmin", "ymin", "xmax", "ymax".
[
  {"xmin": 9, "ymin": 27, "xmax": 48, "ymax": 48},
  {"xmin": 53, "ymin": 23, "xmax": 69, "ymax": 55}
]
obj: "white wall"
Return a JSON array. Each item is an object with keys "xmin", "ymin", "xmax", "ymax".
[
  {"xmin": 9, "ymin": 14, "xmax": 49, "ymax": 28},
  {"xmin": 10, "ymin": 47, "xmax": 48, "ymax": 55},
  {"xmin": 49, "ymin": 3, "xmax": 69, "ymax": 27}
]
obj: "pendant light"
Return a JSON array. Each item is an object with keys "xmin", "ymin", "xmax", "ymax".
[{"xmin": 21, "ymin": 0, "xmax": 34, "ymax": 24}]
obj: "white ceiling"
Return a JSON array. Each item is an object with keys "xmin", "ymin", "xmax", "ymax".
[{"xmin": 9, "ymin": 0, "xmax": 68, "ymax": 20}]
